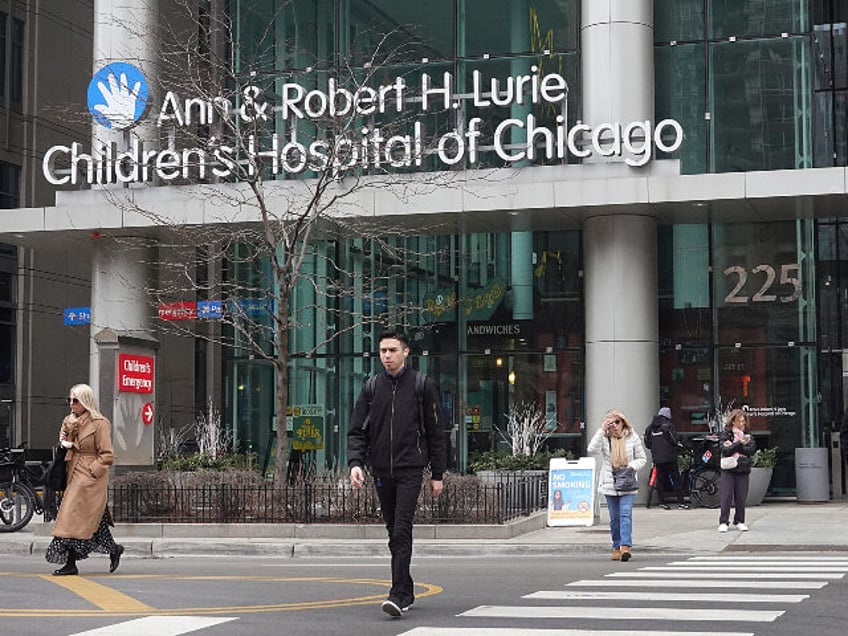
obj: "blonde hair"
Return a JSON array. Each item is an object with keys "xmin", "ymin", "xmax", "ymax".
[
  {"xmin": 724, "ymin": 408, "xmax": 749, "ymax": 432},
  {"xmin": 69, "ymin": 383, "xmax": 103, "ymax": 419},
  {"xmin": 604, "ymin": 408, "xmax": 633, "ymax": 435}
]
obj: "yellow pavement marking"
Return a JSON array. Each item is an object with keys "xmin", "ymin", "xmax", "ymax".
[
  {"xmin": 39, "ymin": 575, "xmax": 153, "ymax": 612},
  {"xmin": 0, "ymin": 574, "xmax": 441, "ymax": 618}
]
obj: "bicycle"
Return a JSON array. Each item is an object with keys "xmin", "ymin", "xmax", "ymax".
[
  {"xmin": 680, "ymin": 434, "xmax": 722, "ymax": 508},
  {"xmin": 646, "ymin": 433, "xmax": 722, "ymax": 509},
  {"xmin": 0, "ymin": 446, "xmax": 60, "ymax": 532}
]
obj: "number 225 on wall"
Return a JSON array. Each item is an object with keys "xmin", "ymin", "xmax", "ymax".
[{"xmin": 723, "ymin": 264, "xmax": 801, "ymax": 304}]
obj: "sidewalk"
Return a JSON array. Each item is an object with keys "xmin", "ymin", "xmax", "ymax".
[{"xmin": 2, "ymin": 500, "xmax": 846, "ymax": 559}]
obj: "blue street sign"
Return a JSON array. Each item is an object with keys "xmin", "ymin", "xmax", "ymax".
[
  {"xmin": 64, "ymin": 307, "xmax": 91, "ymax": 325},
  {"xmin": 196, "ymin": 300, "xmax": 223, "ymax": 319},
  {"xmin": 227, "ymin": 298, "xmax": 275, "ymax": 317}
]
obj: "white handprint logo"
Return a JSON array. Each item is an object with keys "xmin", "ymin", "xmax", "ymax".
[{"xmin": 87, "ymin": 62, "xmax": 149, "ymax": 130}]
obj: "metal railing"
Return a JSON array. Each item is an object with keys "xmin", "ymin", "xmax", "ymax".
[{"xmin": 109, "ymin": 473, "xmax": 548, "ymax": 525}]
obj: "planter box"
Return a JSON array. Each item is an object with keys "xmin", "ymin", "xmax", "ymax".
[{"xmin": 746, "ymin": 467, "xmax": 773, "ymax": 506}]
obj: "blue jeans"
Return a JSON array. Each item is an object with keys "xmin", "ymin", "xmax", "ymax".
[{"xmin": 605, "ymin": 493, "xmax": 635, "ymax": 549}]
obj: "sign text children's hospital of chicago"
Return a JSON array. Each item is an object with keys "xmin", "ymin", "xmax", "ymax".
[{"xmin": 43, "ymin": 62, "xmax": 682, "ymax": 186}]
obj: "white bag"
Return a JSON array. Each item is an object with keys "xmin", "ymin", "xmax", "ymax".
[{"xmin": 720, "ymin": 455, "xmax": 738, "ymax": 470}]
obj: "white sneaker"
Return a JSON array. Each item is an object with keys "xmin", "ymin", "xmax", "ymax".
[
  {"xmin": 718, "ymin": 523, "xmax": 729, "ymax": 533},
  {"xmin": 735, "ymin": 522, "xmax": 749, "ymax": 532}
]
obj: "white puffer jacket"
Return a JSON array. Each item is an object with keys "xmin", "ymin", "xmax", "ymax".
[{"xmin": 587, "ymin": 427, "xmax": 647, "ymax": 496}]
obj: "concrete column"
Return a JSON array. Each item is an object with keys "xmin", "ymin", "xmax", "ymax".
[
  {"xmin": 581, "ymin": 0, "xmax": 658, "ymax": 456},
  {"xmin": 89, "ymin": 237, "xmax": 156, "ymax": 391},
  {"xmin": 584, "ymin": 215, "xmax": 658, "ymax": 434},
  {"xmin": 581, "ymin": 0, "xmax": 653, "ymax": 130},
  {"xmin": 93, "ymin": 0, "xmax": 160, "ymax": 150}
]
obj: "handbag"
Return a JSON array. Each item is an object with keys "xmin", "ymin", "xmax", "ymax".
[
  {"xmin": 46, "ymin": 445, "xmax": 67, "ymax": 490},
  {"xmin": 612, "ymin": 466, "xmax": 638, "ymax": 491},
  {"xmin": 720, "ymin": 455, "xmax": 738, "ymax": 470}
]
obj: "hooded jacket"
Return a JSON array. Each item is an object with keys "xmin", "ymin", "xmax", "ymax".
[
  {"xmin": 643, "ymin": 413, "xmax": 680, "ymax": 464},
  {"xmin": 347, "ymin": 367, "xmax": 446, "ymax": 480}
]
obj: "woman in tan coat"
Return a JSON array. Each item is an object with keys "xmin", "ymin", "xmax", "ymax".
[{"xmin": 46, "ymin": 384, "xmax": 124, "ymax": 576}]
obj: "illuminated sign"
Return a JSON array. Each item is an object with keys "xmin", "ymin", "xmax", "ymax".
[{"xmin": 43, "ymin": 66, "xmax": 683, "ymax": 186}]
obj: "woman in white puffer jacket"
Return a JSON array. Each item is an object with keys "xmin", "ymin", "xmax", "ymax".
[{"xmin": 587, "ymin": 409, "xmax": 647, "ymax": 562}]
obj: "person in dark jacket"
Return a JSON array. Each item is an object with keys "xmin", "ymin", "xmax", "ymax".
[
  {"xmin": 347, "ymin": 330, "xmax": 446, "ymax": 619},
  {"xmin": 717, "ymin": 408, "xmax": 756, "ymax": 533},
  {"xmin": 644, "ymin": 407, "xmax": 688, "ymax": 509}
]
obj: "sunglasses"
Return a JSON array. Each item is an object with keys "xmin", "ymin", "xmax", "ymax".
[
  {"xmin": 68, "ymin": 397, "xmax": 80, "ymax": 404},
  {"xmin": 610, "ymin": 418, "xmax": 622, "ymax": 425}
]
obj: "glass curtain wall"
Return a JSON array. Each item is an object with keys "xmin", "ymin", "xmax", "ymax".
[
  {"xmin": 224, "ymin": 0, "xmax": 583, "ymax": 472},
  {"xmin": 813, "ymin": 0, "xmax": 848, "ymax": 166},
  {"xmin": 655, "ymin": 0, "xmax": 812, "ymax": 174},
  {"xmin": 659, "ymin": 220, "xmax": 818, "ymax": 495}
]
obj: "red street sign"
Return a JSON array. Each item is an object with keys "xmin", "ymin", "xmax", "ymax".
[
  {"xmin": 118, "ymin": 354, "xmax": 154, "ymax": 393},
  {"xmin": 141, "ymin": 402, "xmax": 154, "ymax": 425},
  {"xmin": 158, "ymin": 301, "xmax": 196, "ymax": 321}
]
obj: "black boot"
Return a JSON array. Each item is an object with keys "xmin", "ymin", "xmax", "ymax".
[
  {"xmin": 53, "ymin": 554, "xmax": 78, "ymax": 576},
  {"xmin": 109, "ymin": 544, "xmax": 124, "ymax": 573}
]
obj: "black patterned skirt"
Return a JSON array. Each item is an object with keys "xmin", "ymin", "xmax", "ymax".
[{"xmin": 45, "ymin": 510, "xmax": 118, "ymax": 564}]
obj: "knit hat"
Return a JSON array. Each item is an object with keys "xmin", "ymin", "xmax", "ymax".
[{"xmin": 658, "ymin": 407, "xmax": 671, "ymax": 419}]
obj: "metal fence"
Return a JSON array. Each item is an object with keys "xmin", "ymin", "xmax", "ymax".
[{"xmin": 109, "ymin": 473, "xmax": 548, "ymax": 525}]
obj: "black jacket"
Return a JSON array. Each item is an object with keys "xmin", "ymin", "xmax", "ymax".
[
  {"xmin": 347, "ymin": 368, "xmax": 446, "ymax": 480},
  {"xmin": 643, "ymin": 414, "xmax": 680, "ymax": 464},
  {"xmin": 718, "ymin": 429, "xmax": 756, "ymax": 474}
]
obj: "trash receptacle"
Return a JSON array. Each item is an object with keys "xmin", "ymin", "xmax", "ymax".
[{"xmin": 795, "ymin": 448, "xmax": 830, "ymax": 503}]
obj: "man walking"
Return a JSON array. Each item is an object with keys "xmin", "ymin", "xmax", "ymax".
[
  {"xmin": 644, "ymin": 407, "xmax": 688, "ymax": 509},
  {"xmin": 347, "ymin": 330, "xmax": 447, "ymax": 618}
]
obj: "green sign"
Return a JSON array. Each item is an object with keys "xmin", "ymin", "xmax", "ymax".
[
  {"xmin": 423, "ymin": 288, "xmax": 457, "ymax": 322},
  {"xmin": 288, "ymin": 404, "xmax": 324, "ymax": 451},
  {"xmin": 463, "ymin": 278, "xmax": 506, "ymax": 321},
  {"xmin": 423, "ymin": 278, "xmax": 506, "ymax": 323}
]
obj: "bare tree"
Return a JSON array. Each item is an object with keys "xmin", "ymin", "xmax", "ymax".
[{"xmin": 82, "ymin": 1, "xmax": 471, "ymax": 482}]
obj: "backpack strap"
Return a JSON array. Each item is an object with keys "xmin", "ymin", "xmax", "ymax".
[
  {"xmin": 415, "ymin": 372, "xmax": 426, "ymax": 436},
  {"xmin": 361, "ymin": 375, "xmax": 378, "ymax": 431}
]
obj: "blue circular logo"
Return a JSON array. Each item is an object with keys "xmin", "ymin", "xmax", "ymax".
[{"xmin": 87, "ymin": 62, "xmax": 149, "ymax": 130}]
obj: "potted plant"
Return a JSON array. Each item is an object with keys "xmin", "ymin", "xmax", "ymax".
[
  {"xmin": 746, "ymin": 446, "xmax": 778, "ymax": 506},
  {"xmin": 469, "ymin": 402, "xmax": 560, "ymax": 484}
]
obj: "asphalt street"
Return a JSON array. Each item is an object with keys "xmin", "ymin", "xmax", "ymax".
[{"xmin": 0, "ymin": 551, "xmax": 846, "ymax": 636}]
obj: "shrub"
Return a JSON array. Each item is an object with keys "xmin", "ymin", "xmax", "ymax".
[{"xmin": 752, "ymin": 447, "xmax": 779, "ymax": 468}]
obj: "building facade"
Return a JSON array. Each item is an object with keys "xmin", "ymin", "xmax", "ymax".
[{"xmin": 2, "ymin": 1, "xmax": 848, "ymax": 497}]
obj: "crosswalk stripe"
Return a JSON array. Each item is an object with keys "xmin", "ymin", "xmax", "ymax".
[
  {"xmin": 397, "ymin": 629, "xmax": 754, "ymax": 636},
  {"xmin": 607, "ymin": 571, "xmax": 843, "ymax": 579},
  {"xmin": 672, "ymin": 561, "xmax": 848, "ymax": 567},
  {"xmin": 457, "ymin": 606, "xmax": 783, "ymax": 622},
  {"xmin": 566, "ymin": 579, "xmax": 828, "ymax": 589},
  {"xmin": 524, "ymin": 590, "xmax": 807, "ymax": 603},
  {"xmin": 639, "ymin": 566, "xmax": 848, "ymax": 573},
  {"xmin": 67, "ymin": 616, "xmax": 238, "ymax": 636},
  {"xmin": 688, "ymin": 556, "xmax": 848, "ymax": 562}
]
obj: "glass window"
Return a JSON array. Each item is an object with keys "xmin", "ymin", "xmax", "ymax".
[
  {"xmin": 0, "ymin": 162, "xmax": 20, "ymax": 209},
  {"xmin": 461, "ymin": 0, "xmax": 578, "ymax": 57},
  {"xmin": 654, "ymin": 0, "xmax": 705, "ymax": 43},
  {"xmin": 0, "ymin": 12, "xmax": 24, "ymax": 104},
  {"xmin": 0, "ymin": 324, "xmax": 12, "ymax": 384},
  {"xmin": 709, "ymin": 0, "xmax": 809, "ymax": 39},
  {"xmin": 712, "ymin": 221, "xmax": 814, "ymax": 346},
  {"xmin": 348, "ymin": 1, "xmax": 454, "ymax": 64},
  {"xmin": 709, "ymin": 37, "xmax": 811, "ymax": 172},
  {"xmin": 655, "ymin": 44, "xmax": 707, "ymax": 174}
]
